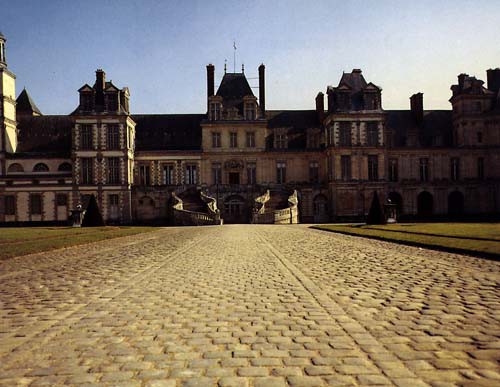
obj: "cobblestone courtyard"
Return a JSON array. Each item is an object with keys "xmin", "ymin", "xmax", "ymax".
[{"xmin": 0, "ymin": 225, "xmax": 499, "ymax": 387}]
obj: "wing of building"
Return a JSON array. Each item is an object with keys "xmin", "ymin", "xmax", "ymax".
[{"xmin": 1, "ymin": 33, "xmax": 499, "ymax": 225}]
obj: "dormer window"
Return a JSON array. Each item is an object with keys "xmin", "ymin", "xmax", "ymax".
[
  {"xmin": 105, "ymin": 93, "xmax": 118, "ymax": 111},
  {"xmin": 80, "ymin": 93, "xmax": 93, "ymax": 111},
  {"xmin": 275, "ymin": 133, "xmax": 287, "ymax": 149},
  {"xmin": 210, "ymin": 102, "xmax": 221, "ymax": 121},
  {"xmin": 244, "ymin": 102, "xmax": 256, "ymax": 120}
]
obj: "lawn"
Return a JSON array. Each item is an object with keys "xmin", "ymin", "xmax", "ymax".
[
  {"xmin": 0, "ymin": 226, "xmax": 158, "ymax": 260},
  {"xmin": 312, "ymin": 223, "xmax": 500, "ymax": 258}
]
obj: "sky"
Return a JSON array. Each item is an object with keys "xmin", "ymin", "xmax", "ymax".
[{"xmin": 1, "ymin": 0, "xmax": 499, "ymax": 115}]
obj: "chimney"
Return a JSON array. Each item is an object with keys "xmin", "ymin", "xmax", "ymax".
[
  {"xmin": 259, "ymin": 64, "xmax": 265, "ymax": 118},
  {"xmin": 315, "ymin": 92, "xmax": 324, "ymax": 122},
  {"xmin": 410, "ymin": 93, "xmax": 424, "ymax": 124},
  {"xmin": 95, "ymin": 69, "xmax": 105, "ymax": 107},
  {"xmin": 487, "ymin": 68, "xmax": 500, "ymax": 94},
  {"xmin": 458, "ymin": 73, "xmax": 467, "ymax": 91}
]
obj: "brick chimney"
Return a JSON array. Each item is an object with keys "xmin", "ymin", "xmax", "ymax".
[
  {"xmin": 487, "ymin": 68, "xmax": 500, "ymax": 94},
  {"xmin": 259, "ymin": 64, "xmax": 265, "ymax": 118},
  {"xmin": 95, "ymin": 69, "xmax": 105, "ymax": 107},
  {"xmin": 458, "ymin": 73, "xmax": 468, "ymax": 91},
  {"xmin": 410, "ymin": 93, "xmax": 424, "ymax": 124},
  {"xmin": 206, "ymin": 64, "xmax": 215, "ymax": 111},
  {"xmin": 315, "ymin": 92, "xmax": 324, "ymax": 123}
]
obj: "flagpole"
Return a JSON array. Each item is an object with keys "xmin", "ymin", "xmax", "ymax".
[{"xmin": 233, "ymin": 41, "xmax": 236, "ymax": 73}]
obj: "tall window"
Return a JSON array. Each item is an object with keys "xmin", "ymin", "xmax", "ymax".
[
  {"xmin": 246, "ymin": 132, "xmax": 256, "ymax": 148},
  {"xmin": 139, "ymin": 165, "xmax": 151, "ymax": 185},
  {"xmin": 80, "ymin": 125, "xmax": 93, "ymax": 150},
  {"xmin": 212, "ymin": 163, "xmax": 222, "ymax": 184},
  {"xmin": 366, "ymin": 122, "xmax": 379, "ymax": 146},
  {"xmin": 327, "ymin": 126, "xmax": 334, "ymax": 146},
  {"xmin": 230, "ymin": 132, "xmax": 238, "ymax": 148},
  {"xmin": 247, "ymin": 162, "xmax": 256, "ymax": 184},
  {"xmin": 368, "ymin": 155, "xmax": 378, "ymax": 181},
  {"xmin": 81, "ymin": 158, "xmax": 93, "ymax": 184},
  {"xmin": 339, "ymin": 122, "xmax": 351, "ymax": 146},
  {"xmin": 56, "ymin": 194, "xmax": 67, "ymax": 206},
  {"xmin": 341, "ymin": 155, "xmax": 351, "ymax": 181},
  {"xmin": 107, "ymin": 125, "xmax": 120, "ymax": 150},
  {"xmin": 244, "ymin": 103, "xmax": 256, "ymax": 120},
  {"xmin": 276, "ymin": 161, "xmax": 286, "ymax": 184},
  {"xmin": 4, "ymin": 196, "xmax": 15, "ymax": 215},
  {"xmin": 477, "ymin": 157, "xmax": 484, "ymax": 180},
  {"xmin": 30, "ymin": 194, "xmax": 42, "ymax": 215},
  {"xmin": 163, "ymin": 164, "xmax": 174, "ymax": 185},
  {"xmin": 477, "ymin": 131, "xmax": 483, "ymax": 143},
  {"xmin": 107, "ymin": 157, "xmax": 120, "ymax": 184},
  {"xmin": 419, "ymin": 158, "xmax": 429, "ymax": 182},
  {"xmin": 210, "ymin": 102, "xmax": 221, "ymax": 120},
  {"xmin": 389, "ymin": 158, "xmax": 398, "ymax": 182},
  {"xmin": 185, "ymin": 164, "xmax": 197, "ymax": 185},
  {"xmin": 309, "ymin": 161, "xmax": 319, "ymax": 183},
  {"xmin": 212, "ymin": 132, "xmax": 221, "ymax": 148},
  {"xmin": 451, "ymin": 157, "xmax": 460, "ymax": 181},
  {"xmin": 275, "ymin": 133, "xmax": 287, "ymax": 149}
]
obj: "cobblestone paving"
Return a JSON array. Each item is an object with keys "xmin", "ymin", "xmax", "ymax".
[{"xmin": 0, "ymin": 225, "xmax": 498, "ymax": 386}]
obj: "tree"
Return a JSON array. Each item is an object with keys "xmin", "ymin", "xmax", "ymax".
[
  {"xmin": 81, "ymin": 194, "xmax": 105, "ymax": 227},
  {"xmin": 366, "ymin": 191, "xmax": 386, "ymax": 225}
]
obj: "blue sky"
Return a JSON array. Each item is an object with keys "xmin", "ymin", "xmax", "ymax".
[{"xmin": 1, "ymin": 0, "xmax": 499, "ymax": 114}]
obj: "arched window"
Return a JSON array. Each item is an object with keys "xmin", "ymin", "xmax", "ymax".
[
  {"xmin": 33, "ymin": 163, "xmax": 49, "ymax": 172},
  {"xmin": 58, "ymin": 162, "xmax": 72, "ymax": 172},
  {"xmin": 7, "ymin": 163, "xmax": 24, "ymax": 173}
]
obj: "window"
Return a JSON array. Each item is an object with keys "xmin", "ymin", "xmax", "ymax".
[
  {"xmin": 107, "ymin": 157, "xmax": 120, "ymax": 184},
  {"xmin": 244, "ymin": 103, "xmax": 256, "ymax": 120},
  {"xmin": 327, "ymin": 126, "xmax": 334, "ymax": 146},
  {"xmin": 477, "ymin": 157, "xmax": 484, "ymax": 180},
  {"xmin": 33, "ymin": 163, "xmax": 49, "ymax": 172},
  {"xmin": 368, "ymin": 155, "xmax": 378, "ymax": 181},
  {"xmin": 247, "ymin": 162, "xmax": 256, "ymax": 185},
  {"xmin": 474, "ymin": 101, "xmax": 482, "ymax": 113},
  {"xmin": 276, "ymin": 161, "xmax": 286, "ymax": 184},
  {"xmin": 105, "ymin": 93, "xmax": 118, "ymax": 111},
  {"xmin": 339, "ymin": 122, "xmax": 351, "ymax": 146},
  {"xmin": 366, "ymin": 122, "xmax": 379, "ymax": 146},
  {"xmin": 30, "ymin": 194, "xmax": 42, "ymax": 215},
  {"xmin": 210, "ymin": 102, "xmax": 221, "ymax": 120},
  {"xmin": 477, "ymin": 131, "xmax": 483, "ymax": 143},
  {"xmin": 212, "ymin": 163, "xmax": 222, "ymax": 184},
  {"xmin": 163, "ymin": 164, "xmax": 174, "ymax": 185},
  {"xmin": 419, "ymin": 158, "xmax": 429, "ymax": 182},
  {"xmin": 139, "ymin": 165, "xmax": 151, "ymax": 185},
  {"xmin": 212, "ymin": 132, "xmax": 221, "ymax": 148},
  {"xmin": 389, "ymin": 158, "xmax": 398, "ymax": 182},
  {"xmin": 309, "ymin": 161, "xmax": 319, "ymax": 183},
  {"xmin": 275, "ymin": 133, "xmax": 287, "ymax": 149},
  {"xmin": 246, "ymin": 132, "xmax": 255, "ymax": 148},
  {"xmin": 81, "ymin": 93, "xmax": 93, "ymax": 111},
  {"xmin": 4, "ymin": 196, "xmax": 15, "ymax": 215},
  {"xmin": 451, "ymin": 157, "xmax": 460, "ymax": 181},
  {"xmin": 341, "ymin": 155, "xmax": 351, "ymax": 181},
  {"xmin": 8, "ymin": 163, "xmax": 24, "ymax": 173},
  {"xmin": 58, "ymin": 162, "xmax": 72, "ymax": 172},
  {"xmin": 80, "ymin": 125, "xmax": 93, "ymax": 150},
  {"xmin": 56, "ymin": 194, "xmax": 67, "ymax": 206},
  {"xmin": 230, "ymin": 132, "xmax": 238, "ymax": 148},
  {"xmin": 81, "ymin": 158, "xmax": 93, "ymax": 184},
  {"xmin": 107, "ymin": 125, "xmax": 120, "ymax": 150},
  {"xmin": 185, "ymin": 164, "xmax": 197, "ymax": 185},
  {"xmin": 109, "ymin": 194, "xmax": 119, "ymax": 206}
]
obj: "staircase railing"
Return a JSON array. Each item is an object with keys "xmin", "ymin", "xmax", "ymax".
[
  {"xmin": 171, "ymin": 191, "xmax": 221, "ymax": 226},
  {"xmin": 252, "ymin": 189, "xmax": 299, "ymax": 224}
]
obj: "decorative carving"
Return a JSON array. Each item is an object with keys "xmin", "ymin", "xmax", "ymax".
[
  {"xmin": 253, "ymin": 189, "xmax": 270, "ymax": 214},
  {"xmin": 171, "ymin": 192, "xmax": 183, "ymax": 210},
  {"xmin": 224, "ymin": 159, "xmax": 244, "ymax": 170},
  {"xmin": 200, "ymin": 190, "xmax": 219, "ymax": 215}
]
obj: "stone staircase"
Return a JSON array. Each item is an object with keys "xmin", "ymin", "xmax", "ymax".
[{"xmin": 252, "ymin": 189, "xmax": 299, "ymax": 224}]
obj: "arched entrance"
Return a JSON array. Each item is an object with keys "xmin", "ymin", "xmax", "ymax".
[
  {"xmin": 417, "ymin": 191, "xmax": 433, "ymax": 218},
  {"xmin": 223, "ymin": 195, "xmax": 247, "ymax": 223},
  {"xmin": 448, "ymin": 191, "xmax": 464, "ymax": 217},
  {"xmin": 313, "ymin": 194, "xmax": 329, "ymax": 223},
  {"xmin": 388, "ymin": 191, "xmax": 403, "ymax": 216}
]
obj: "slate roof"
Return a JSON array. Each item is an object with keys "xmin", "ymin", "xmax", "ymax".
[
  {"xmin": 386, "ymin": 110, "xmax": 453, "ymax": 147},
  {"xmin": 216, "ymin": 73, "xmax": 254, "ymax": 100},
  {"xmin": 338, "ymin": 70, "xmax": 368, "ymax": 92},
  {"xmin": 15, "ymin": 115, "xmax": 72, "ymax": 156},
  {"xmin": 267, "ymin": 110, "xmax": 320, "ymax": 129},
  {"xmin": 132, "ymin": 114, "xmax": 204, "ymax": 151},
  {"xmin": 16, "ymin": 88, "xmax": 42, "ymax": 115}
]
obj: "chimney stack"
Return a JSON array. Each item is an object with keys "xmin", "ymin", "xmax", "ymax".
[
  {"xmin": 315, "ymin": 92, "xmax": 324, "ymax": 123},
  {"xmin": 458, "ymin": 73, "xmax": 467, "ymax": 91},
  {"xmin": 95, "ymin": 69, "xmax": 106, "ymax": 107},
  {"xmin": 259, "ymin": 64, "xmax": 265, "ymax": 118},
  {"xmin": 410, "ymin": 93, "xmax": 424, "ymax": 124},
  {"xmin": 487, "ymin": 68, "xmax": 500, "ymax": 94}
]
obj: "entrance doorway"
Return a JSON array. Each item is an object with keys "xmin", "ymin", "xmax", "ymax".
[
  {"xmin": 229, "ymin": 172, "xmax": 240, "ymax": 185},
  {"xmin": 223, "ymin": 195, "xmax": 247, "ymax": 223}
]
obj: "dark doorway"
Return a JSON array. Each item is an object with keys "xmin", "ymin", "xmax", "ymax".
[
  {"xmin": 388, "ymin": 191, "xmax": 403, "ymax": 215},
  {"xmin": 223, "ymin": 195, "xmax": 247, "ymax": 223},
  {"xmin": 313, "ymin": 194, "xmax": 329, "ymax": 223},
  {"xmin": 229, "ymin": 172, "xmax": 240, "ymax": 185},
  {"xmin": 417, "ymin": 191, "xmax": 433, "ymax": 218},
  {"xmin": 448, "ymin": 191, "xmax": 464, "ymax": 217}
]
